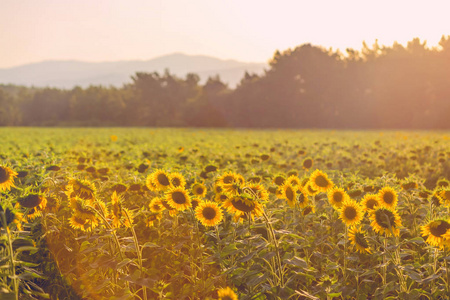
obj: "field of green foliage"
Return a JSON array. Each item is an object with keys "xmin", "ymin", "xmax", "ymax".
[{"xmin": 1, "ymin": 128, "xmax": 450, "ymax": 300}]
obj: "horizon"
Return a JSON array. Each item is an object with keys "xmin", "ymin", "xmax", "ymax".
[{"xmin": 1, "ymin": 0, "xmax": 450, "ymax": 68}]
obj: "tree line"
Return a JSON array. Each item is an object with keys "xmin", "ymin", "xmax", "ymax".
[{"xmin": 1, "ymin": 36, "xmax": 450, "ymax": 129}]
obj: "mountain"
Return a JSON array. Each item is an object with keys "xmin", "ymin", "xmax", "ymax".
[{"xmin": 0, "ymin": 53, "xmax": 267, "ymax": 89}]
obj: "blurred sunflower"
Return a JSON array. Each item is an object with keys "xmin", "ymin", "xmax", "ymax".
[
  {"xmin": 285, "ymin": 175, "xmax": 301, "ymax": 187},
  {"xmin": 17, "ymin": 193, "xmax": 47, "ymax": 209},
  {"xmin": 66, "ymin": 178, "xmax": 96, "ymax": 202},
  {"xmin": 438, "ymin": 189, "xmax": 450, "ymax": 206},
  {"xmin": 302, "ymin": 205, "xmax": 315, "ymax": 216},
  {"xmin": 145, "ymin": 212, "xmax": 162, "ymax": 227},
  {"xmin": 192, "ymin": 182, "xmax": 207, "ymax": 197},
  {"xmin": 309, "ymin": 170, "xmax": 334, "ymax": 192},
  {"xmin": 166, "ymin": 187, "xmax": 191, "ymax": 211},
  {"xmin": 110, "ymin": 191, "xmax": 133, "ymax": 228},
  {"xmin": 370, "ymin": 207, "xmax": 402, "ymax": 237},
  {"xmin": 150, "ymin": 169, "xmax": 172, "ymax": 191},
  {"xmin": 223, "ymin": 195, "xmax": 264, "ymax": 221},
  {"xmin": 69, "ymin": 212, "xmax": 99, "ymax": 232},
  {"xmin": 361, "ymin": 193, "xmax": 380, "ymax": 212},
  {"xmin": 327, "ymin": 187, "xmax": 349, "ymax": 209},
  {"xmin": 0, "ymin": 165, "xmax": 17, "ymax": 192},
  {"xmin": 280, "ymin": 183, "xmax": 297, "ymax": 207},
  {"xmin": 149, "ymin": 197, "xmax": 165, "ymax": 213},
  {"xmin": 377, "ymin": 187, "xmax": 398, "ymax": 209},
  {"xmin": 217, "ymin": 287, "xmax": 238, "ymax": 300},
  {"xmin": 421, "ymin": 219, "xmax": 450, "ymax": 249},
  {"xmin": 195, "ymin": 201, "xmax": 223, "ymax": 227},
  {"xmin": 272, "ymin": 174, "xmax": 286, "ymax": 186},
  {"xmin": 304, "ymin": 182, "xmax": 319, "ymax": 196},
  {"xmin": 302, "ymin": 158, "xmax": 314, "ymax": 170},
  {"xmin": 169, "ymin": 172, "xmax": 186, "ymax": 188},
  {"xmin": 0, "ymin": 204, "xmax": 23, "ymax": 230},
  {"xmin": 339, "ymin": 199, "xmax": 363, "ymax": 227},
  {"xmin": 348, "ymin": 227, "xmax": 371, "ymax": 254},
  {"xmin": 297, "ymin": 188, "xmax": 309, "ymax": 208}
]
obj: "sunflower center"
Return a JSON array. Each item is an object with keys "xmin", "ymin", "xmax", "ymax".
[
  {"xmin": 158, "ymin": 174, "xmax": 170, "ymax": 186},
  {"xmin": 161, "ymin": 200, "xmax": 172, "ymax": 210},
  {"xmin": 221, "ymin": 297, "xmax": 233, "ymax": 300},
  {"xmin": 298, "ymin": 193, "xmax": 306, "ymax": 203},
  {"xmin": 202, "ymin": 207, "xmax": 217, "ymax": 220},
  {"xmin": 274, "ymin": 176, "xmax": 285, "ymax": 186},
  {"xmin": 0, "ymin": 167, "xmax": 10, "ymax": 184},
  {"xmin": 196, "ymin": 187, "xmax": 204, "ymax": 195},
  {"xmin": 366, "ymin": 199, "xmax": 378, "ymax": 209},
  {"xmin": 286, "ymin": 187, "xmax": 294, "ymax": 201},
  {"xmin": 355, "ymin": 232, "xmax": 369, "ymax": 248},
  {"xmin": 303, "ymin": 207, "xmax": 312, "ymax": 215},
  {"xmin": 172, "ymin": 178, "xmax": 181, "ymax": 187},
  {"xmin": 315, "ymin": 175, "xmax": 329, "ymax": 188},
  {"xmin": 344, "ymin": 206, "xmax": 357, "ymax": 220},
  {"xmin": 333, "ymin": 192, "xmax": 343, "ymax": 203},
  {"xmin": 303, "ymin": 159, "xmax": 313, "ymax": 169},
  {"xmin": 172, "ymin": 191, "xmax": 187, "ymax": 204},
  {"xmin": 383, "ymin": 192, "xmax": 394, "ymax": 204},
  {"xmin": 374, "ymin": 209, "xmax": 396, "ymax": 229},
  {"xmin": 18, "ymin": 194, "xmax": 43, "ymax": 208},
  {"xmin": 223, "ymin": 176, "xmax": 234, "ymax": 184},
  {"xmin": 153, "ymin": 204, "xmax": 161, "ymax": 211},
  {"xmin": 430, "ymin": 221, "xmax": 450, "ymax": 237}
]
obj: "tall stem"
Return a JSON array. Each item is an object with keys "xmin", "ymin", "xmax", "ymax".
[{"xmin": 1, "ymin": 214, "xmax": 19, "ymax": 300}]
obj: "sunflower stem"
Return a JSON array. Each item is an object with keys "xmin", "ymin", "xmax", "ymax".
[
  {"xmin": 343, "ymin": 226, "xmax": 348, "ymax": 282},
  {"xmin": 262, "ymin": 211, "xmax": 284, "ymax": 287},
  {"xmin": 1, "ymin": 213, "xmax": 19, "ymax": 300}
]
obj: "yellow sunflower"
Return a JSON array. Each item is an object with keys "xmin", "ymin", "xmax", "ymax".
[
  {"xmin": 195, "ymin": 201, "xmax": 223, "ymax": 227},
  {"xmin": 149, "ymin": 197, "xmax": 165, "ymax": 213},
  {"xmin": 216, "ymin": 171, "xmax": 244, "ymax": 186},
  {"xmin": 246, "ymin": 183, "xmax": 269, "ymax": 201},
  {"xmin": 66, "ymin": 178, "xmax": 96, "ymax": 202},
  {"xmin": 302, "ymin": 205, "xmax": 315, "ymax": 216},
  {"xmin": 285, "ymin": 175, "xmax": 301, "ymax": 187},
  {"xmin": 327, "ymin": 187, "xmax": 349, "ymax": 209},
  {"xmin": 217, "ymin": 287, "xmax": 238, "ymax": 300},
  {"xmin": 109, "ymin": 191, "xmax": 134, "ymax": 228},
  {"xmin": 223, "ymin": 195, "xmax": 264, "ymax": 221},
  {"xmin": 302, "ymin": 158, "xmax": 314, "ymax": 170},
  {"xmin": 377, "ymin": 187, "xmax": 398, "ymax": 209},
  {"xmin": 69, "ymin": 212, "xmax": 99, "ymax": 232},
  {"xmin": 280, "ymin": 183, "xmax": 297, "ymax": 207},
  {"xmin": 348, "ymin": 227, "xmax": 371, "ymax": 254},
  {"xmin": 370, "ymin": 207, "xmax": 402, "ymax": 237},
  {"xmin": 192, "ymin": 182, "xmax": 207, "ymax": 197},
  {"xmin": 339, "ymin": 199, "xmax": 363, "ymax": 227},
  {"xmin": 17, "ymin": 193, "xmax": 47, "ymax": 209},
  {"xmin": 166, "ymin": 187, "xmax": 191, "ymax": 211},
  {"xmin": 361, "ymin": 193, "xmax": 380, "ymax": 212},
  {"xmin": 297, "ymin": 188, "xmax": 309, "ymax": 208},
  {"xmin": 438, "ymin": 189, "xmax": 450, "ymax": 206},
  {"xmin": 0, "ymin": 165, "xmax": 17, "ymax": 192},
  {"xmin": 215, "ymin": 193, "xmax": 229, "ymax": 203},
  {"xmin": 309, "ymin": 170, "xmax": 334, "ymax": 192},
  {"xmin": 272, "ymin": 174, "xmax": 286, "ymax": 186},
  {"xmin": 0, "ymin": 205, "xmax": 23, "ymax": 230},
  {"xmin": 304, "ymin": 182, "xmax": 319, "ymax": 196},
  {"xmin": 150, "ymin": 169, "xmax": 172, "ymax": 191},
  {"xmin": 169, "ymin": 172, "xmax": 186, "ymax": 188},
  {"xmin": 421, "ymin": 219, "xmax": 450, "ymax": 249}
]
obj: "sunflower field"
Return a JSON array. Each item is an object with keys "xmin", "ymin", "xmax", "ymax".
[{"xmin": 1, "ymin": 127, "xmax": 450, "ymax": 300}]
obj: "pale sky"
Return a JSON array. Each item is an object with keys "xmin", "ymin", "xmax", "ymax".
[{"xmin": 1, "ymin": 0, "xmax": 449, "ymax": 68}]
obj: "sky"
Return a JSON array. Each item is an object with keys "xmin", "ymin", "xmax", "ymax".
[{"xmin": 1, "ymin": 0, "xmax": 450, "ymax": 68}]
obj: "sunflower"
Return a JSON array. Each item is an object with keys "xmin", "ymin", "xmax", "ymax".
[
  {"xmin": 0, "ymin": 205, "xmax": 23, "ymax": 230},
  {"xmin": 166, "ymin": 187, "xmax": 191, "ymax": 211},
  {"xmin": 66, "ymin": 178, "xmax": 96, "ymax": 202},
  {"xmin": 69, "ymin": 212, "xmax": 99, "ymax": 232},
  {"xmin": 215, "ymin": 193, "xmax": 229, "ymax": 203},
  {"xmin": 216, "ymin": 171, "xmax": 244, "ymax": 186},
  {"xmin": 297, "ymin": 188, "xmax": 309, "ymax": 208},
  {"xmin": 339, "ymin": 199, "xmax": 363, "ymax": 227},
  {"xmin": 0, "ymin": 165, "xmax": 17, "ymax": 192},
  {"xmin": 421, "ymin": 219, "xmax": 450, "ymax": 249},
  {"xmin": 302, "ymin": 205, "xmax": 315, "ymax": 216},
  {"xmin": 304, "ymin": 182, "xmax": 319, "ymax": 196},
  {"xmin": 438, "ymin": 189, "xmax": 450, "ymax": 206},
  {"xmin": 17, "ymin": 193, "xmax": 47, "ymax": 209},
  {"xmin": 195, "ymin": 201, "xmax": 223, "ymax": 227},
  {"xmin": 192, "ymin": 183, "xmax": 207, "ymax": 197},
  {"xmin": 309, "ymin": 170, "xmax": 334, "ymax": 192},
  {"xmin": 370, "ymin": 207, "xmax": 402, "ymax": 237},
  {"xmin": 145, "ymin": 176, "xmax": 159, "ymax": 192},
  {"xmin": 217, "ymin": 287, "xmax": 238, "ymax": 300},
  {"xmin": 223, "ymin": 195, "xmax": 264, "ymax": 221},
  {"xmin": 327, "ymin": 187, "xmax": 349, "ymax": 209},
  {"xmin": 377, "ymin": 187, "xmax": 398, "ymax": 209},
  {"xmin": 109, "ymin": 191, "xmax": 133, "ymax": 228},
  {"xmin": 246, "ymin": 183, "xmax": 269, "ymax": 201},
  {"xmin": 361, "ymin": 193, "xmax": 380, "ymax": 212},
  {"xmin": 149, "ymin": 197, "xmax": 165, "ymax": 213},
  {"xmin": 150, "ymin": 169, "xmax": 172, "ymax": 191},
  {"xmin": 169, "ymin": 172, "xmax": 186, "ymax": 188},
  {"xmin": 348, "ymin": 227, "xmax": 371, "ymax": 254},
  {"xmin": 302, "ymin": 158, "xmax": 314, "ymax": 170},
  {"xmin": 285, "ymin": 175, "xmax": 301, "ymax": 187},
  {"xmin": 280, "ymin": 183, "xmax": 297, "ymax": 207},
  {"xmin": 272, "ymin": 174, "xmax": 286, "ymax": 186}
]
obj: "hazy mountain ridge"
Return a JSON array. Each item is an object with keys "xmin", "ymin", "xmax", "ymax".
[{"xmin": 0, "ymin": 53, "xmax": 267, "ymax": 88}]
